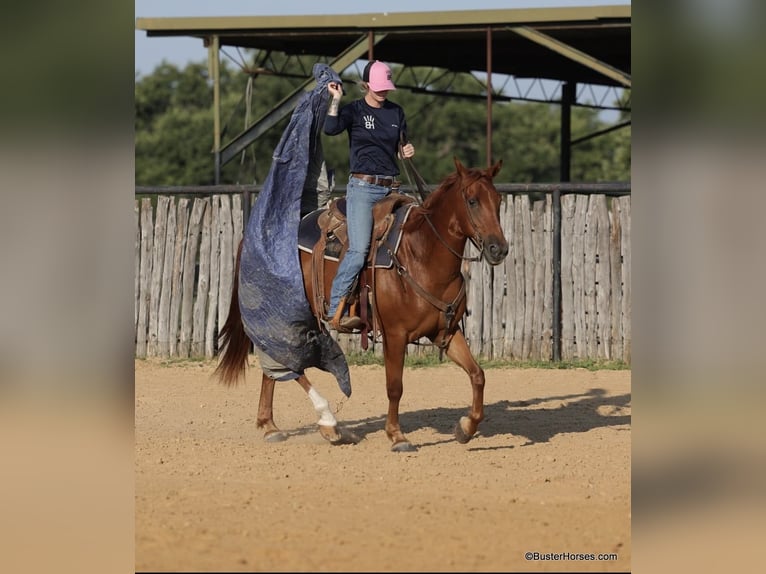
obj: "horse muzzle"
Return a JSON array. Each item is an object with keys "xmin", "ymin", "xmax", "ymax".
[{"xmin": 485, "ymin": 238, "xmax": 509, "ymax": 265}]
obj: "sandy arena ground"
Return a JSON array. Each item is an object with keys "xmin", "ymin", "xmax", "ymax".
[{"xmin": 135, "ymin": 357, "xmax": 631, "ymax": 572}]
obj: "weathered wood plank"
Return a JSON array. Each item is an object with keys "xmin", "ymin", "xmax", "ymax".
[
  {"xmin": 530, "ymin": 198, "xmax": 545, "ymax": 359},
  {"xmin": 136, "ymin": 198, "xmax": 154, "ymax": 358},
  {"xmin": 541, "ymin": 194, "xmax": 553, "ymax": 361},
  {"xmin": 465, "ymin": 250, "xmax": 482, "ymax": 355},
  {"xmin": 192, "ymin": 200, "xmax": 212, "ymax": 357},
  {"xmin": 512, "ymin": 196, "xmax": 526, "ymax": 359},
  {"xmin": 491, "ymin": 196, "xmax": 509, "ymax": 359},
  {"xmin": 169, "ymin": 199, "xmax": 190, "ymax": 356},
  {"xmin": 481, "ymin": 258, "xmax": 493, "ymax": 359},
  {"xmin": 134, "ymin": 201, "xmax": 140, "ymax": 333},
  {"xmin": 572, "ymin": 195, "xmax": 588, "ymax": 359},
  {"xmin": 609, "ymin": 199, "xmax": 623, "ymax": 361},
  {"xmin": 147, "ymin": 196, "xmax": 170, "ymax": 356},
  {"xmin": 594, "ymin": 195, "xmax": 611, "ymax": 359},
  {"xmin": 179, "ymin": 198, "xmax": 207, "ymax": 357},
  {"xmin": 205, "ymin": 196, "xmax": 221, "ymax": 358},
  {"xmin": 521, "ymin": 195, "xmax": 535, "ymax": 359},
  {"xmin": 232, "ymin": 194, "xmax": 244, "ymax": 267},
  {"xmin": 218, "ymin": 195, "xmax": 234, "ymax": 330},
  {"xmin": 503, "ymin": 198, "xmax": 516, "ymax": 358},
  {"xmin": 560, "ymin": 195, "xmax": 577, "ymax": 360},
  {"xmin": 584, "ymin": 196, "xmax": 598, "ymax": 358},
  {"xmin": 619, "ymin": 196, "xmax": 631, "ymax": 363},
  {"xmin": 157, "ymin": 198, "xmax": 177, "ymax": 357}
]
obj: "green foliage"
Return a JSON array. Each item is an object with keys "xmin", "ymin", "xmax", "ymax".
[
  {"xmin": 342, "ymin": 351, "xmax": 629, "ymax": 370},
  {"xmin": 135, "ymin": 55, "xmax": 630, "ymax": 186}
]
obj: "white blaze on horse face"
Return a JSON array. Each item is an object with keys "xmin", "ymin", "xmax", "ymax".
[{"xmin": 308, "ymin": 387, "xmax": 337, "ymax": 427}]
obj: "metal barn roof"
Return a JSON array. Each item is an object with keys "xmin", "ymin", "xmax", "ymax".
[{"xmin": 136, "ymin": 5, "xmax": 630, "ymax": 88}]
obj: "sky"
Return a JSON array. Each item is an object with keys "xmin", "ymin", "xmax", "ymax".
[{"xmin": 135, "ymin": 0, "xmax": 630, "ymax": 76}]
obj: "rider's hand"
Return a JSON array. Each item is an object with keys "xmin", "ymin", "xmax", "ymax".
[
  {"xmin": 400, "ymin": 142, "xmax": 415, "ymax": 159},
  {"xmin": 327, "ymin": 82, "xmax": 342, "ymax": 100}
]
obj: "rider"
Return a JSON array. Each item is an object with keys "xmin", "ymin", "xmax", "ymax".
[{"xmin": 323, "ymin": 60, "xmax": 416, "ymax": 331}]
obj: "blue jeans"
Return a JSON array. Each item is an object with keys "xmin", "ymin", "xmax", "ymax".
[{"xmin": 328, "ymin": 176, "xmax": 391, "ymax": 316}]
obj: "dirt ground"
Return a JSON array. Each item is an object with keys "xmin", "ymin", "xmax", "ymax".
[{"xmin": 135, "ymin": 357, "xmax": 631, "ymax": 573}]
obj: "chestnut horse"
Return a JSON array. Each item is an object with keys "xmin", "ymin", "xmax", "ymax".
[{"xmin": 216, "ymin": 157, "xmax": 508, "ymax": 451}]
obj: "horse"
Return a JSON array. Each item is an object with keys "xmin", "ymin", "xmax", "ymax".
[{"xmin": 215, "ymin": 157, "xmax": 508, "ymax": 451}]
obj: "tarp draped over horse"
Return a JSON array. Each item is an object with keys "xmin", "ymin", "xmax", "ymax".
[{"xmin": 238, "ymin": 63, "xmax": 351, "ymax": 397}]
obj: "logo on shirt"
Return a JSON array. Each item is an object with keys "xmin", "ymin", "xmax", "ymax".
[{"xmin": 363, "ymin": 115, "xmax": 375, "ymax": 129}]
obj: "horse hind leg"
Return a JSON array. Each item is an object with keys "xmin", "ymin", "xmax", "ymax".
[
  {"xmin": 257, "ymin": 373, "xmax": 289, "ymax": 442},
  {"xmin": 295, "ymin": 375, "xmax": 360, "ymax": 445},
  {"xmin": 444, "ymin": 330, "xmax": 485, "ymax": 443}
]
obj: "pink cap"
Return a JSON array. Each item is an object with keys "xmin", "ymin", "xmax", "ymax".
[{"xmin": 365, "ymin": 61, "xmax": 396, "ymax": 92}]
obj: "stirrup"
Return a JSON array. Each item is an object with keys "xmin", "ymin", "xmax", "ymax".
[
  {"xmin": 330, "ymin": 314, "xmax": 363, "ymax": 333},
  {"xmin": 328, "ymin": 296, "xmax": 360, "ymax": 332},
  {"xmin": 338, "ymin": 315, "xmax": 363, "ymax": 332}
]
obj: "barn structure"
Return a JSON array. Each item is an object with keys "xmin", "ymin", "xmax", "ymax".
[
  {"xmin": 136, "ymin": 5, "xmax": 630, "ymax": 181},
  {"xmin": 134, "ymin": 5, "xmax": 631, "ymax": 363}
]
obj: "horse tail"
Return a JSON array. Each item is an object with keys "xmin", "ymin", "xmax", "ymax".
[{"xmin": 214, "ymin": 239, "xmax": 251, "ymax": 387}]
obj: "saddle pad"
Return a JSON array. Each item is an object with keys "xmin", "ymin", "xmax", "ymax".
[
  {"xmin": 298, "ymin": 208, "xmax": 342, "ymax": 261},
  {"xmin": 371, "ymin": 203, "xmax": 415, "ymax": 268},
  {"xmin": 298, "ymin": 202, "xmax": 416, "ymax": 269}
]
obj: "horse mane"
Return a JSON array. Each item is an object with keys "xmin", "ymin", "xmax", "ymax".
[
  {"xmin": 420, "ymin": 167, "xmax": 488, "ymax": 210},
  {"xmin": 421, "ymin": 171, "xmax": 457, "ymax": 211}
]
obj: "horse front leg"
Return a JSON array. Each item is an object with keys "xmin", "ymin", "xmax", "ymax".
[
  {"xmin": 257, "ymin": 373, "xmax": 288, "ymax": 442},
  {"xmin": 294, "ymin": 375, "xmax": 359, "ymax": 445},
  {"xmin": 382, "ymin": 334, "xmax": 417, "ymax": 452},
  {"xmin": 444, "ymin": 330, "xmax": 485, "ymax": 443}
]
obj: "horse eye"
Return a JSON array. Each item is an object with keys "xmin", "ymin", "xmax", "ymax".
[{"xmin": 468, "ymin": 198, "xmax": 478, "ymax": 207}]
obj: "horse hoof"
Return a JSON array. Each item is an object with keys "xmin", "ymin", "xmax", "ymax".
[
  {"xmin": 322, "ymin": 427, "xmax": 362, "ymax": 446},
  {"xmin": 391, "ymin": 441, "xmax": 418, "ymax": 453},
  {"xmin": 264, "ymin": 431, "xmax": 288, "ymax": 443},
  {"xmin": 454, "ymin": 421, "xmax": 473, "ymax": 444}
]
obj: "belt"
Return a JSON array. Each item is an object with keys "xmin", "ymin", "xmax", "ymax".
[{"xmin": 351, "ymin": 173, "xmax": 399, "ymax": 187}]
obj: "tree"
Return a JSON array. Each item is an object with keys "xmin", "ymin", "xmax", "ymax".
[{"xmin": 135, "ymin": 56, "xmax": 630, "ymax": 186}]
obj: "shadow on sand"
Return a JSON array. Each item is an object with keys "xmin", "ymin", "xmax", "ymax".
[{"xmin": 287, "ymin": 387, "xmax": 630, "ymax": 448}]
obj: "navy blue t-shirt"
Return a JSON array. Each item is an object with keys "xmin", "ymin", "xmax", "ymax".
[{"xmin": 324, "ymin": 98, "xmax": 407, "ymax": 177}]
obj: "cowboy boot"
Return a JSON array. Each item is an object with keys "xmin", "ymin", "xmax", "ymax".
[{"xmin": 330, "ymin": 297, "xmax": 363, "ymax": 333}]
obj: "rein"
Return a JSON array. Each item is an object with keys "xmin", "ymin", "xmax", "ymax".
[
  {"xmin": 398, "ymin": 136, "xmax": 431, "ymax": 203},
  {"xmin": 398, "ymin": 137, "xmax": 487, "ymax": 263}
]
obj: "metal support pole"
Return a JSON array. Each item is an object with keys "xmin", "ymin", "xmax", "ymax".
[
  {"xmin": 486, "ymin": 26, "xmax": 493, "ymax": 167},
  {"xmin": 367, "ymin": 30, "xmax": 374, "ymax": 59},
  {"xmin": 209, "ymin": 35, "xmax": 222, "ymax": 185},
  {"xmin": 553, "ymin": 81, "xmax": 575, "ymax": 361}
]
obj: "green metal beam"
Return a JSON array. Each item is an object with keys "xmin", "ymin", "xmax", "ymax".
[
  {"xmin": 136, "ymin": 6, "xmax": 631, "ymax": 34},
  {"xmin": 220, "ymin": 32, "xmax": 387, "ymax": 167},
  {"xmin": 507, "ymin": 25, "xmax": 631, "ymax": 88}
]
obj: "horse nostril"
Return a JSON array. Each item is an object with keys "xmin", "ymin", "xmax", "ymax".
[{"xmin": 489, "ymin": 242, "xmax": 509, "ymax": 260}]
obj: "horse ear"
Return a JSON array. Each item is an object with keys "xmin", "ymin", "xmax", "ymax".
[
  {"xmin": 488, "ymin": 159, "xmax": 503, "ymax": 179},
  {"xmin": 453, "ymin": 156, "xmax": 466, "ymax": 176}
]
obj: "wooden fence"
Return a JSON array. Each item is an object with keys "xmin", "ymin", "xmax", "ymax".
[{"xmin": 134, "ymin": 192, "xmax": 630, "ymax": 363}]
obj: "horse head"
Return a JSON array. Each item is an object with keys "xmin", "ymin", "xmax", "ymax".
[{"xmin": 453, "ymin": 157, "xmax": 509, "ymax": 265}]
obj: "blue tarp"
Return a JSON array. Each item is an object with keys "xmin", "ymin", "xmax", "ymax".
[{"xmin": 238, "ymin": 63, "xmax": 351, "ymax": 397}]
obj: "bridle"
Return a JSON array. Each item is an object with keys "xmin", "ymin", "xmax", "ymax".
[
  {"xmin": 421, "ymin": 177, "xmax": 489, "ymax": 263},
  {"xmin": 399, "ymin": 140, "xmax": 491, "ymax": 261}
]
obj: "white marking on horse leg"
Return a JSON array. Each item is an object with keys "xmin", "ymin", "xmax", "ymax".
[{"xmin": 307, "ymin": 387, "xmax": 337, "ymax": 427}]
